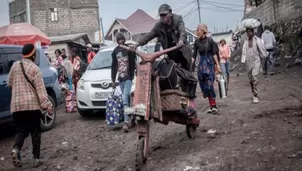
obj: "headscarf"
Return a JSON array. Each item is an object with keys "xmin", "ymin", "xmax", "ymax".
[{"xmin": 197, "ymin": 23, "xmax": 208, "ymax": 33}]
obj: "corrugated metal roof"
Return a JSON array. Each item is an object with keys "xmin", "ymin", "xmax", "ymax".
[{"xmin": 49, "ymin": 33, "xmax": 89, "ymax": 43}]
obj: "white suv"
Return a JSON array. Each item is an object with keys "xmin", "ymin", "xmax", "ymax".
[
  {"xmin": 76, "ymin": 46, "xmax": 118, "ymax": 117},
  {"xmin": 76, "ymin": 43, "xmax": 162, "ymax": 117}
]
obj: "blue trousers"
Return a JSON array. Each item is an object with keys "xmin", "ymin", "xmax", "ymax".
[{"xmin": 119, "ymin": 80, "xmax": 132, "ymax": 122}]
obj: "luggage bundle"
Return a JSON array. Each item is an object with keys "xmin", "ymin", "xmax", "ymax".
[
  {"xmin": 154, "ymin": 59, "xmax": 197, "ymax": 98},
  {"xmin": 105, "ymin": 89, "xmax": 124, "ymax": 125}
]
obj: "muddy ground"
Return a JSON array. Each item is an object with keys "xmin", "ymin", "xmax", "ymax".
[{"xmin": 0, "ymin": 66, "xmax": 302, "ymax": 171}]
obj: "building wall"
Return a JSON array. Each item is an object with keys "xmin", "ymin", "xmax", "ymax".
[
  {"xmin": 244, "ymin": 0, "xmax": 257, "ymax": 15},
  {"xmin": 243, "ymin": 0, "xmax": 302, "ymax": 25},
  {"xmin": 9, "ymin": 0, "xmax": 27, "ymax": 23},
  {"xmin": 9, "ymin": 0, "xmax": 99, "ymax": 42}
]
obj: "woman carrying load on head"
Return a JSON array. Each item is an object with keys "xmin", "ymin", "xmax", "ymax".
[
  {"xmin": 192, "ymin": 23, "xmax": 221, "ymax": 114},
  {"xmin": 241, "ymin": 27, "xmax": 268, "ymax": 104}
]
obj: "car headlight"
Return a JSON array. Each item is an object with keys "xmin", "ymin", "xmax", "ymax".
[{"xmin": 77, "ymin": 79, "xmax": 85, "ymax": 90}]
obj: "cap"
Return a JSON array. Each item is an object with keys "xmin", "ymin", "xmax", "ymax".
[
  {"xmin": 158, "ymin": 4, "xmax": 172, "ymax": 15},
  {"xmin": 86, "ymin": 44, "xmax": 92, "ymax": 48},
  {"xmin": 22, "ymin": 44, "xmax": 36, "ymax": 58}
]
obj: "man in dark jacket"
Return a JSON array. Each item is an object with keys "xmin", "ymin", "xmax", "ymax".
[
  {"xmin": 134, "ymin": 4, "xmax": 192, "ymax": 71},
  {"xmin": 111, "ymin": 32, "xmax": 136, "ymax": 132}
]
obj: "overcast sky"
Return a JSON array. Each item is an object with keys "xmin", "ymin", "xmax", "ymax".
[{"xmin": 0, "ymin": 0, "xmax": 244, "ymax": 33}]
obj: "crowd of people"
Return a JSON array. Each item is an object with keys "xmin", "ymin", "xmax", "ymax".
[
  {"xmin": 6, "ymin": 3, "xmax": 277, "ymax": 169},
  {"xmin": 49, "ymin": 45, "xmax": 96, "ymax": 112}
]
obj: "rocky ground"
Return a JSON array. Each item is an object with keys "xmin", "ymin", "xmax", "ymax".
[{"xmin": 0, "ymin": 66, "xmax": 302, "ymax": 171}]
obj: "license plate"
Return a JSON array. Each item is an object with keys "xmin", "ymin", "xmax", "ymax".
[{"xmin": 95, "ymin": 92, "xmax": 111, "ymax": 99}]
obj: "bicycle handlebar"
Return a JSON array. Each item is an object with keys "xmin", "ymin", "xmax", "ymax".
[{"xmin": 119, "ymin": 45, "xmax": 180, "ymax": 62}]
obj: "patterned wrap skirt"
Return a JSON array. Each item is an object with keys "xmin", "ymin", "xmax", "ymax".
[{"xmin": 197, "ymin": 55, "xmax": 216, "ymax": 99}]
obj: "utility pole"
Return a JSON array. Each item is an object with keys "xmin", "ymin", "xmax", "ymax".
[
  {"xmin": 26, "ymin": 0, "xmax": 31, "ymax": 24},
  {"xmin": 197, "ymin": 0, "xmax": 201, "ymax": 23},
  {"xmin": 99, "ymin": 17, "xmax": 105, "ymax": 44}
]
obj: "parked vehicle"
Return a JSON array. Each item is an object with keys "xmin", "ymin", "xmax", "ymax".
[
  {"xmin": 76, "ymin": 46, "xmax": 116, "ymax": 117},
  {"xmin": 0, "ymin": 44, "xmax": 62, "ymax": 131},
  {"xmin": 76, "ymin": 43, "xmax": 159, "ymax": 117}
]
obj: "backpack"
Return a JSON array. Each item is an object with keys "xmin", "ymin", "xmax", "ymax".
[
  {"xmin": 105, "ymin": 89, "xmax": 124, "ymax": 125},
  {"xmin": 75, "ymin": 57, "xmax": 88, "ymax": 77}
]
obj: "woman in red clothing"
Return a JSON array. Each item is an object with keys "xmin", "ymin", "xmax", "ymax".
[
  {"xmin": 86, "ymin": 44, "xmax": 96, "ymax": 64},
  {"xmin": 70, "ymin": 47, "xmax": 81, "ymax": 91}
]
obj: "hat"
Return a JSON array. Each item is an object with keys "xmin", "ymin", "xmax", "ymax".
[
  {"xmin": 197, "ymin": 23, "xmax": 208, "ymax": 33},
  {"xmin": 158, "ymin": 4, "xmax": 172, "ymax": 15},
  {"xmin": 22, "ymin": 44, "xmax": 36, "ymax": 58},
  {"xmin": 86, "ymin": 44, "xmax": 92, "ymax": 48}
]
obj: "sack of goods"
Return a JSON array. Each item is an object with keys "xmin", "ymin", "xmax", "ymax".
[
  {"xmin": 239, "ymin": 18, "xmax": 261, "ymax": 31},
  {"xmin": 106, "ymin": 89, "xmax": 124, "ymax": 125}
]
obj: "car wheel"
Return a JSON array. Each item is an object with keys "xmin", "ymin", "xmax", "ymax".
[
  {"xmin": 78, "ymin": 109, "xmax": 94, "ymax": 117},
  {"xmin": 40, "ymin": 95, "xmax": 56, "ymax": 131}
]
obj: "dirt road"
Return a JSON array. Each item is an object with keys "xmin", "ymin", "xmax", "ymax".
[{"xmin": 0, "ymin": 66, "xmax": 302, "ymax": 171}]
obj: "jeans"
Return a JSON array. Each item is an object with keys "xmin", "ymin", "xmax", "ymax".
[
  {"xmin": 68, "ymin": 76, "xmax": 73, "ymax": 90},
  {"xmin": 12, "ymin": 110, "xmax": 42, "ymax": 159},
  {"xmin": 220, "ymin": 60, "xmax": 230, "ymax": 81},
  {"xmin": 119, "ymin": 79, "xmax": 132, "ymax": 122}
]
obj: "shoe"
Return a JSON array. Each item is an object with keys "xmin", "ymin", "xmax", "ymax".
[
  {"xmin": 253, "ymin": 96, "xmax": 259, "ymax": 104},
  {"xmin": 207, "ymin": 108, "xmax": 212, "ymax": 114},
  {"xmin": 122, "ymin": 123, "xmax": 130, "ymax": 133},
  {"xmin": 128, "ymin": 119, "xmax": 136, "ymax": 128},
  {"xmin": 32, "ymin": 158, "xmax": 43, "ymax": 168},
  {"xmin": 211, "ymin": 107, "xmax": 218, "ymax": 114},
  {"xmin": 11, "ymin": 148, "xmax": 22, "ymax": 167}
]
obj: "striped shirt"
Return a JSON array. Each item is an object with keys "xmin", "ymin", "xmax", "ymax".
[{"xmin": 8, "ymin": 59, "xmax": 52, "ymax": 113}]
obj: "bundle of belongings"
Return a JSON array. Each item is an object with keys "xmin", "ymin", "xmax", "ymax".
[{"xmin": 152, "ymin": 58, "xmax": 197, "ymax": 99}]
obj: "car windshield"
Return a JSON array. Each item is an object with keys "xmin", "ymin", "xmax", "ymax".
[
  {"xmin": 145, "ymin": 44, "xmax": 155, "ymax": 53},
  {"xmin": 88, "ymin": 50, "xmax": 112, "ymax": 70}
]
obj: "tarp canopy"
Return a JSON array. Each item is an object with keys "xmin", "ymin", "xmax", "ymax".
[{"xmin": 0, "ymin": 23, "xmax": 51, "ymax": 46}]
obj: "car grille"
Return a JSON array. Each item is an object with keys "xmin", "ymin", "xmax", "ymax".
[
  {"xmin": 92, "ymin": 101, "xmax": 107, "ymax": 106},
  {"xmin": 91, "ymin": 82, "xmax": 119, "ymax": 89}
]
